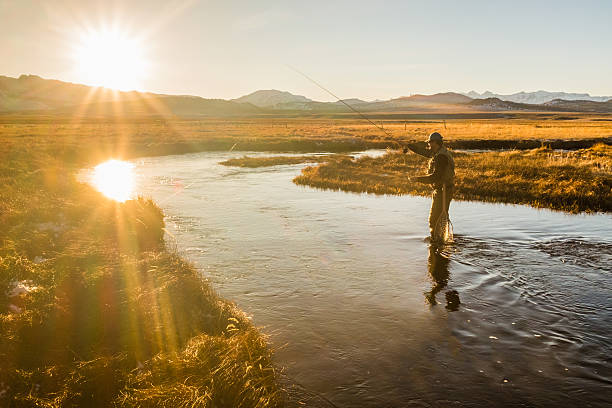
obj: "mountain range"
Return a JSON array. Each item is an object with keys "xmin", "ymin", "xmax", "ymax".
[
  {"xmin": 0, "ymin": 75, "xmax": 261, "ymax": 116},
  {"xmin": 463, "ymin": 90, "xmax": 612, "ymax": 105},
  {"xmin": 1, "ymin": 74, "xmax": 611, "ymax": 116}
]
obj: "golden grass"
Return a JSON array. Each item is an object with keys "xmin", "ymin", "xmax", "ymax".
[
  {"xmin": 0, "ymin": 126, "xmax": 282, "ymax": 406},
  {"xmin": 0, "ymin": 113, "xmax": 611, "ymax": 405},
  {"xmin": 293, "ymin": 144, "xmax": 612, "ymax": 213},
  {"xmin": 0, "ymin": 114, "xmax": 610, "ymax": 162}
]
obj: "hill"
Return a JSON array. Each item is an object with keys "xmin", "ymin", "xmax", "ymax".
[
  {"xmin": 468, "ymin": 97, "xmax": 612, "ymax": 112},
  {"xmin": 467, "ymin": 97, "xmax": 540, "ymax": 111},
  {"xmin": 402, "ymin": 92, "xmax": 472, "ymax": 104},
  {"xmin": 56, "ymin": 95, "xmax": 263, "ymax": 117},
  {"xmin": 543, "ymin": 98, "xmax": 612, "ymax": 112},
  {"xmin": 336, "ymin": 98, "xmax": 368, "ymax": 105},
  {"xmin": 0, "ymin": 75, "xmax": 261, "ymax": 116},
  {"xmin": 0, "ymin": 74, "xmax": 153, "ymax": 111},
  {"xmin": 354, "ymin": 92, "xmax": 472, "ymax": 112},
  {"xmin": 234, "ymin": 89, "xmax": 312, "ymax": 108}
]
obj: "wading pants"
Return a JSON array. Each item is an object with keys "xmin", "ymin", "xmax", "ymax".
[{"xmin": 429, "ymin": 185, "xmax": 454, "ymax": 238}]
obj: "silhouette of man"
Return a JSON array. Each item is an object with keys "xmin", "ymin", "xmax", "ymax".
[{"xmin": 403, "ymin": 132, "xmax": 455, "ymax": 241}]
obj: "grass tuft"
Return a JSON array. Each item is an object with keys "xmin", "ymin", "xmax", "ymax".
[
  {"xmin": 293, "ymin": 144, "xmax": 612, "ymax": 213},
  {"xmin": 1, "ymin": 129, "xmax": 281, "ymax": 406}
]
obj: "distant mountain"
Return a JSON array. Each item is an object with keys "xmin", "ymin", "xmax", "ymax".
[
  {"xmin": 256, "ymin": 92, "xmax": 472, "ymax": 113},
  {"xmin": 0, "ymin": 75, "xmax": 260, "ymax": 116},
  {"xmin": 403, "ymin": 92, "xmax": 472, "ymax": 104},
  {"xmin": 56, "ymin": 95, "xmax": 262, "ymax": 116},
  {"xmin": 467, "ymin": 97, "xmax": 541, "ymax": 111},
  {"xmin": 3, "ymin": 74, "xmax": 612, "ymax": 116},
  {"xmin": 234, "ymin": 89, "xmax": 312, "ymax": 108},
  {"xmin": 542, "ymin": 98, "xmax": 612, "ymax": 112},
  {"xmin": 464, "ymin": 90, "xmax": 612, "ymax": 105},
  {"xmin": 468, "ymin": 97, "xmax": 612, "ymax": 113},
  {"xmin": 335, "ymin": 98, "xmax": 368, "ymax": 105},
  {"xmin": 0, "ymin": 74, "xmax": 151, "ymax": 111},
  {"xmin": 362, "ymin": 92, "xmax": 472, "ymax": 111}
]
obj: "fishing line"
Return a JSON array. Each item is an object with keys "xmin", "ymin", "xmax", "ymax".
[
  {"xmin": 157, "ymin": 179, "xmax": 199, "ymax": 205},
  {"xmin": 158, "ymin": 143, "xmax": 239, "ymax": 205},
  {"xmin": 160, "ymin": 68, "xmax": 405, "ymax": 206},
  {"xmin": 287, "ymin": 65, "xmax": 402, "ymax": 148}
]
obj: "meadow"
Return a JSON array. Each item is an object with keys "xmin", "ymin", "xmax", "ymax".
[
  {"xmin": 1, "ymin": 112, "xmax": 611, "ymax": 406},
  {"xmin": 0, "ymin": 118, "xmax": 283, "ymax": 406},
  {"xmin": 293, "ymin": 144, "xmax": 612, "ymax": 213},
  {"xmin": 1, "ymin": 113, "xmax": 610, "ymax": 162}
]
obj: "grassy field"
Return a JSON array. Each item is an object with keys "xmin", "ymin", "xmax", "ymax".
[
  {"xmin": 0, "ymin": 122, "xmax": 282, "ymax": 406},
  {"xmin": 1, "ymin": 113, "xmax": 611, "ymax": 405},
  {"xmin": 292, "ymin": 144, "xmax": 612, "ymax": 213},
  {"xmin": 1, "ymin": 114, "xmax": 610, "ymax": 162}
]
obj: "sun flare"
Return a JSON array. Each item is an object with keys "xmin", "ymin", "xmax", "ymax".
[
  {"xmin": 92, "ymin": 160, "xmax": 135, "ymax": 202},
  {"xmin": 73, "ymin": 28, "xmax": 147, "ymax": 91}
]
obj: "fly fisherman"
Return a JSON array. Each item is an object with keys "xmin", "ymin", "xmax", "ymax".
[{"xmin": 403, "ymin": 132, "xmax": 455, "ymax": 241}]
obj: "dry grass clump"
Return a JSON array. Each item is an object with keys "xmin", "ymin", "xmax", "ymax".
[
  {"xmin": 294, "ymin": 144, "xmax": 612, "ymax": 213},
  {"xmin": 1, "ymin": 145, "xmax": 280, "ymax": 406},
  {"xmin": 118, "ymin": 330, "xmax": 278, "ymax": 407}
]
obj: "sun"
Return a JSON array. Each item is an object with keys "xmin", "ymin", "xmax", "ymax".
[
  {"xmin": 92, "ymin": 160, "xmax": 136, "ymax": 202},
  {"xmin": 73, "ymin": 28, "xmax": 148, "ymax": 91}
]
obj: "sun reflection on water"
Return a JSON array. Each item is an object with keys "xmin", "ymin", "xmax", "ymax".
[{"xmin": 92, "ymin": 159, "xmax": 135, "ymax": 202}]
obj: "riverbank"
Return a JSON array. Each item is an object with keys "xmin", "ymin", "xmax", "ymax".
[
  {"xmin": 1, "ymin": 115, "xmax": 611, "ymax": 404},
  {"xmin": 290, "ymin": 144, "xmax": 612, "ymax": 213},
  {"xmin": 1, "ymin": 144, "xmax": 281, "ymax": 405}
]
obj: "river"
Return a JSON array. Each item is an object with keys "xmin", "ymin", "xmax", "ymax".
[{"xmin": 90, "ymin": 150, "xmax": 612, "ymax": 407}]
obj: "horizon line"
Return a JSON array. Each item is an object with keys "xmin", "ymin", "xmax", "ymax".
[{"xmin": 4, "ymin": 73, "xmax": 612, "ymax": 102}]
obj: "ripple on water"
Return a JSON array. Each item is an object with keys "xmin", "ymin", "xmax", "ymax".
[
  {"xmin": 445, "ymin": 233, "xmax": 611, "ymax": 402},
  {"xmin": 532, "ymin": 238, "xmax": 612, "ymax": 270},
  {"xmin": 128, "ymin": 151, "xmax": 612, "ymax": 407}
]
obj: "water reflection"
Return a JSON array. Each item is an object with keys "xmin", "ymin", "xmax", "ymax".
[
  {"xmin": 425, "ymin": 244, "xmax": 460, "ymax": 311},
  {"xmin": 92, "ymin": 159, "xmax": 135, "ymax": 202},
  {"xmin": 123, "ymin": 151, "xmax": 612, "ymax": 407}
]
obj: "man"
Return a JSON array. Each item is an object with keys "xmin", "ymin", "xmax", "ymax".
[{"xmin": 403, "ymin": 132, "xmax": 455, "ymax": 241}]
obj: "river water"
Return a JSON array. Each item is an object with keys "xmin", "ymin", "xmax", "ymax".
[{"xmin": 94, "ymin": 151, "xmax": 612, "ymax": 407}]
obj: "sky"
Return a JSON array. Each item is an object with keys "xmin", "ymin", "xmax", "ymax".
[{"xmin": 1, "ymin": 0, "xmax": 611, "ymax": 101}]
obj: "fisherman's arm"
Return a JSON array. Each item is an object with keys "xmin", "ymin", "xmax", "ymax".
[
  {"xmin": 402, "ymin": 141, "xmax": 432, "ymax": 158},
  {"xmin": 412, "ymin": 155, "xmax": 448, "ymax": 184}
]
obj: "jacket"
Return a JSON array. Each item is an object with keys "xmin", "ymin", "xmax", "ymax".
[{"xmin": 407, "ymin": 142, "xmax": 455, "ymax": 189}]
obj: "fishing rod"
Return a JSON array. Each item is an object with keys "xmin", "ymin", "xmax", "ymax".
[
  {"xmin": 161, "ymin": 69, "xmax": 404, "ymax": 206},
  {"xmin": 288, "ymin": 65, "xmax": 403, "ymax": 149}
]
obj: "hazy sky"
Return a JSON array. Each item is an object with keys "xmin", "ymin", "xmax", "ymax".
[{"xmin": 2, "ymin": 0, "xmax": 611, "ymax": 100}]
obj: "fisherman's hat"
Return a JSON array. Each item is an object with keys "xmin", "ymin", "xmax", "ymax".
[{"xmin": 427, "ymin": 132, "xmax": 443, "ymax": 143}]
